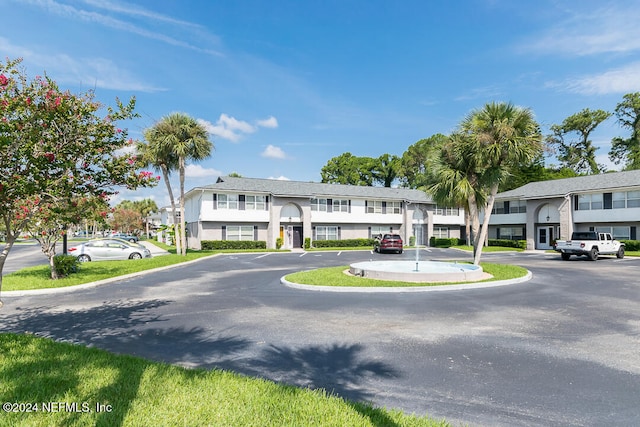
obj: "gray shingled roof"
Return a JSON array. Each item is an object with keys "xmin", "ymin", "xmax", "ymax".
[
  {"xmin": 497, "ymin": 169, "xmax": 640, "ymax": 200},
  {"xmin": 189, "ymin": 176, "xmax": 433, "ymax": 202}
]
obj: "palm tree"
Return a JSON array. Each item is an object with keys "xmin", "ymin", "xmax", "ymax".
[
  {"xmin": 142, "ymin": 113, "xmax": 213, "ymax": 255},
  {"xmin": 459, "ymin": 101, "xmax": 542, "ymax": 264}
]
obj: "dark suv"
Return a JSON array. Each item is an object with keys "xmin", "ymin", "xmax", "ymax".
[{"xmin": 374, "ymin": 234, "xmax": 403, "ymax": 254}]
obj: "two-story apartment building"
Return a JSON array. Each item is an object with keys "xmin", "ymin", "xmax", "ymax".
[
  {"xmin": 182, "ymin": 176, "xmax": 466, "ymax": 249},
  {"xmin": 487, "ymin": 169, "xmax": 640, "ymax": 250}
]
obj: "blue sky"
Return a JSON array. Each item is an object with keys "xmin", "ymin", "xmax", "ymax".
[{"xmin": 3, "ymin": 0, "xmax": 640, "ymax": 207}]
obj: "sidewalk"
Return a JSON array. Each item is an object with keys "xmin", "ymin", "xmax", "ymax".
[{"xmin": 139, "ymin": 240, "xmax": 170, "ymax": 256}]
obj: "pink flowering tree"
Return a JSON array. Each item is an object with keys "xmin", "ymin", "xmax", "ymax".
[{"xmin": 0, "ymin": 58, "xmax": 158, "ymax": 304}]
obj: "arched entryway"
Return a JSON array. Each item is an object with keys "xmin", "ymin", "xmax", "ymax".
[
  {"xmin": 280, "ymin": 204, "xmax": 303, "ymax": 249},
  {"xmin": 536, "ymin": 203, "xmax": 560, "ymax": 249}
]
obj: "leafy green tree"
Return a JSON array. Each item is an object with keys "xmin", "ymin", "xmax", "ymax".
[
  {"xmin": 399, "ymin": 134, "xmax": 448, "ymax": 189},
  {"xmin": 547, "ymin": 108, "xmax": 611, "ymax": 174},
  {"xmin": 609, "ymin": 92, "xmax": 640, "ymax": 170},
  {"xmin": 320, "ymin": 152, "xmax": 376, "ymax": 186},
  {"xmin": 0, "ymin": 58, "xmax": 157, "ymax": 298},
  {"xmin": 142, "ymin": 113, "xmax": 213, "ymax": 255}
]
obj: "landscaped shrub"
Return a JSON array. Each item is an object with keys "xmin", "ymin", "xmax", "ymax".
[
  {"xmin": 488, "ymin": 239, "xmax": 526, "ymax": 249},
  {"xmin": 429, "ymin": 237, "xmax": 459, "ymax": 247},
  {"xmin": 621, "ymin": 240, "xmax": 640, "ymax": 251},
  {"xmin": 53, "ymin": 254, "xmax": 80, "ymax": 277},
  {"xmin": 275, "ymin": 237, "xmax": 283, "ymax": 250},
  {"xmin": 311, "ymin": 238, "xmax": 376, "ymax": 248},
  {"xmin": 304, "ymin": 237, "xmax": 311, "ymax": 249},
  {"xmin": 409, "ymin": 236, "xmax": 416, "ymax": 246},
  {"xmin": 200, "ymin": 240, "xmax": 267, "ymax": 250}
]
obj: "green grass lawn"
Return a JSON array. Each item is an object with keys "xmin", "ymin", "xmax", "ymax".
[
  {"xmin": 0, "ymin": 333, "xmax": 448, "ymax": 427},
  {"xmin": 285, "ymin": 262, "xmax": 528, "ymax": 288},
  {"xmin": 2, "ymin": 247, "xmax": 285, "ymax": 291}
]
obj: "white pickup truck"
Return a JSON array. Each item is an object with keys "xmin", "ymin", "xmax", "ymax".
[{"xmin": 554, "ymin": 231, "xmax": 625, "ymax": 261}]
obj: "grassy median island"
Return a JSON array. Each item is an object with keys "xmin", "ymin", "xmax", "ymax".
[
  {"xmin": 0, "ymin": 333, "xmax": 449, "ymax": 427},
  {"xmin": 284, "ymin": 262, "xmax": 528, "ymax": 287}
]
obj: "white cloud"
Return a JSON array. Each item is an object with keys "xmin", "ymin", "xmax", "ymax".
[
  {"xmin": 551, "ymin": 62, "xmax": 640, "ymax": 95},
  {"xmin": 261, "ymin": 145, "xmax": 286, "ymax": 159},
  {"xmin": 256, "ymin": 116, "xmax": 278, "ymax": 128},
  {"xmin": 198, "ymin": 114, "xmax": 256, "ymax": 142},
  {"xmin": 519, "ymin": 5, "xmax": 640, "ymax": 56},
  {"xmin": 198, "ymin": 114, "xmax": 278, "ymax": 142},
  {"xmin": 185, "ymin": 164, "xmax": 223, "ymax": 178},
  {"xmin": 268, "ymin": 175, "xmax": 290, "ymax": 181}
]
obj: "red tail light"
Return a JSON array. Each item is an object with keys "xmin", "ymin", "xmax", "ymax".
[{"xmin": 68, "ymin": 247, "xmax": 77, "ymax": 252}]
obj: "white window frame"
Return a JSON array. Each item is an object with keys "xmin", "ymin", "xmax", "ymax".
[
  {"xmin": 315, "ymin": 226, "xmax": 338, "ymax": 240},
  {"xmin": 226, "ymin": 225, "xmax": 254, "ymax": 241},
  {"xmin": 433, "ymin": 227, "xmax": 449, "ymax": 238},
  {"xmin": 311, "ymin": 198, "xmax": 327, "ymax": 212},
  {"xmin": 370, "ymin": 225, "xmax": 392, "ymax": 237},
  {"xmin": 388, "ymin": 201, "xmax": 402, "ymax": 214},
  {"xmin": 245, "ymin": 195, "xmax": 266, "ymax": 210},
  {"xmin": 366, "ymin": 201, "xmax": 383, "ymax": 214},
  {"xmin": 332, "ymin": 199, "xmax": 349, "ymax": 212},
  {"xmin": 218, "ymin": 194, "xmax": 238, "ymax": 210}
]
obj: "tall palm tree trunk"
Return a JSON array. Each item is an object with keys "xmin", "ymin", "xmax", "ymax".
[
  {"xmin": 179, "ymin": 158, "xmax": 187, "ymax": 256},
  {"xmin": 161, "ymin": 164, "xmax": 181, "ymax": 255}
]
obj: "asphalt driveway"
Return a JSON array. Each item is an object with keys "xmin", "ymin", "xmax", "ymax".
[{"xmin": 1, "ymin": 248, "xmax": 639, "ymax": 426}]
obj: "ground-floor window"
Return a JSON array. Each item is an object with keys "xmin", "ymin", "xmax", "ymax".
[
  {"xmin": 225, "ymin": 225, "xmax": 255, "ymax": 241},
  {"xmin": 595, "ymin": 226, "xmax": 631, "ymax": 240},
  {"xmin": 369, "ymin": 225, "xmax": 393, "ymax": 237},
  {"xmin": 315, "ymin": 226, "xmax": 339, "ymax": 240},
  {"xmin": 433, "ymin": 227, "xmax": 449, "ymax": 238},
  {"xmin": 498, "ymin": 227, "xmax": 524, "ymax": 240}
]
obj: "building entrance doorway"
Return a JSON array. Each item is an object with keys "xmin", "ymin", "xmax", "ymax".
[{"xmin": 537, "ymin": 226, "xmax": 554, "ymax": 250}]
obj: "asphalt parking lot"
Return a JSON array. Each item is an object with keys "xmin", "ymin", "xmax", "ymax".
[{"xmin": 1, "ymin": 248, "xmax": 639, "ymax": 426}]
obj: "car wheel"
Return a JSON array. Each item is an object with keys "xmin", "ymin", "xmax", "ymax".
[
  {"xmin": 129, "ymin": 252, "xmax": 142, "ymax": 260},
  {"xmin": 617, "ymin": 247, "xmax": 625, "ymax": 259},
  {"xmin": 129, "ymin": 238, "xmax": 136, "ymax": 243},
  {"xmin": 398, "ymin": 249, "xmax": 403, "ymax": 254},
  {"xmin": 561, "ymin": 253, "xmax": 571, "ymax": 261},
  {"xmin": 589, "ymin": 247, "xmax": 599, "ymax": 261},
  {"xmin": 77, "ymin": 254, "xmax": 91, "ymax": 262}
]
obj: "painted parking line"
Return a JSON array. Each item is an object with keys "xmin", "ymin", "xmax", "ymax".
[
  {"xmin": 337, "ymin": 251, "xmax": 342, "ymax": 256},
  {"xmin": 299, "ymin": 252, "xmax": 307, "ymax": 257},
  {"xmin": 254, "ymin": 253, "xmax": 271, "ymax": 259}
]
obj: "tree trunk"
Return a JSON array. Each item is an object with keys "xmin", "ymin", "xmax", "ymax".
[
  {"xmin": 0, "ymin": 235, "xmax": 17, "ymax": 308},
  {"xmin": 179, "ymin": 158, "xmax": 187, "ymax": 256},
  {"xmin": 161, "ymin": 164, "xmax": 180, "ymax": 254},
  {"xmin": 473, "ymin": 183, "xmax": 500, "ymax": 265}
]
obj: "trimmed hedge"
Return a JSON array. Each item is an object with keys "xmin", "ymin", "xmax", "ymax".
[
  {"xmin": 312, "ymin": 238, "xmax": 376, "ymax": 248},
  {"xmin": 429, "ymin": 237, "xmax": 459, "ymax": 247},
  {"xmin": 201, "ymin": 240, "xmax": 267, "ymax": 250},
  {"xmin": 488, "ymin": 239, "xmax": 527, "ymax": 250},
  {"xmin": 621, "ymin": 240, "xmax": 640, "ymax": 251}
]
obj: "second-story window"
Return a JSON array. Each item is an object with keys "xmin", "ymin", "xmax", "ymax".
[
  {"xmin": 366, "ymin": 201, "xmax": 383, "ymax": 214},
  {"xmin": 245, "ymin": 195, "xmax": 266, "ymax": 210},
  {"xmin": 332, "ymin": 199, "xmax": 349, "ymax": 212},
  {"xmin": 218, "ymin": 194, "xmax": 238, "ymax": 209},
  {"xmin": 311, "ymin": 198, "xmax": 327, "ymax": 211}
]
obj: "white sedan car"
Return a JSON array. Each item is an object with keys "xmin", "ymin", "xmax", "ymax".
[{"xmin": 68, "ymin": 238, "xmax": 151, "ymax": 262}]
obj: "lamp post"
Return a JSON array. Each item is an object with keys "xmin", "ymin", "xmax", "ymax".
[{"xmin": 414, "ymin": 219, "xmax": 423, "ymax": 271}]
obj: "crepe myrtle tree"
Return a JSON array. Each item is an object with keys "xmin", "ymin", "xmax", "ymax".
[{"xmin": 0, "ymin": 58, "xmax": 158, "ymax": 305}]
